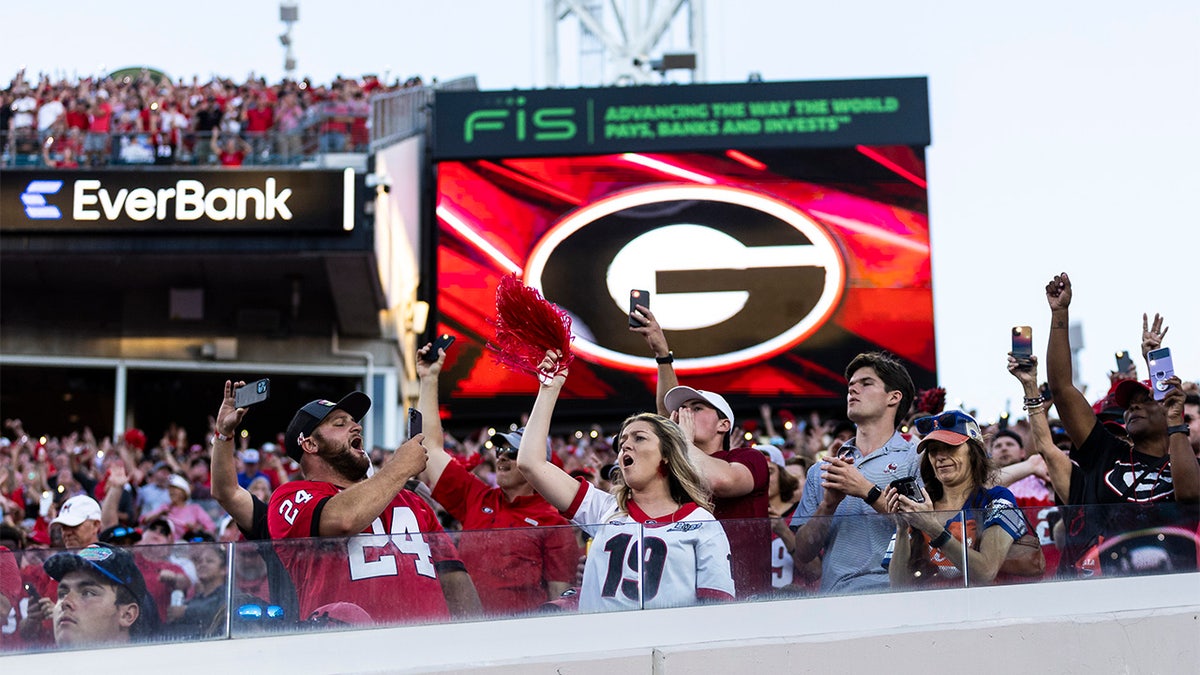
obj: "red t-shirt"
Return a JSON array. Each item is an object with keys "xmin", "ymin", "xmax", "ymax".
[
  {"xmin": 2, "ymin": 548, "xmax": 27, "ymax": 650},
  {"xmin": 711, "ymin": 446, "xmax": 772, "ymax": 598},
  {"xmin": 218, "ymin": 150, "xmax": 245, "ymax": 167},
  {"xmin": 245, "ymin": 106, "xmax": 273, "ymax": 133},
  {"xmin": 134, "ymin": 554, "xmax": 190, "ymax": 622},
  {"xmin": 268, "ymin": 480, "xmax": 460, "ymax": 624},
  {"xmin": 65, "ymin": 110, "xmax": 89, "ymax": 130},
  {"xmin": 432, "ymin": 460, "xmax": 580, "ymax": 614},
  {"xmin": 88, "ymin": 102, "xmax": 112, "ymax": 133}
]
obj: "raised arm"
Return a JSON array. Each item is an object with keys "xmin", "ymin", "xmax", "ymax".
[
  {"xmin": 1006, "ymin": 356, "xmax": 1073, "ymax": 502},
  {"xmin": 99, "ymin": 462, "xmax": 129, "ymax": 529},
  {"xmin": 415, "ymin": 342, "xmax": 453, "ymax": 489},
  {"xmin": 673, "ymin": 406, "xmax": 756, "ymax": 498},
  {"xmin": 210, "ymin": 380, "xmax": 256, "ymax": 530},
  {"xmin": 630, "ymin": 304, "xmax": 677, "ymax": 416},
  {"xmin": 514, "ymin": 351, "xmax": 580, "ymax": 511},
  {"xmin": 1162, "ymin": 377, "xmax": 1200, "ymax": 502},
  {"xmin": 1044, "ymin": 273, "xmax": 1097, "ymax": 447}
]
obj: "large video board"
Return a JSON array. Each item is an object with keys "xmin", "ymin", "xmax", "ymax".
[{"xmin": 432, "ymin": 79, "xmax": 933, "ymax": 420}]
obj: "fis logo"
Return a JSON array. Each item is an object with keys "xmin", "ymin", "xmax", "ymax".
[
  {"xmin": 524, "ymin": 184, "xmax": 846, "ymax": 372},
  {"xmin": 463, "ymin": 96, "xmax": 577, "ymax": 143},
  {"xmin": 20, "ymin": 180, "xmax": 64, "ymax": 219}
]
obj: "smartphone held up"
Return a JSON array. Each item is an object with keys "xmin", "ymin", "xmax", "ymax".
[
  {"xmin": 235, "ymin": 378, "xmax": 271, "ymax": 408},
  {"xmin": 1011, "ymin": 326, "xmax": 1033, "ymax": 364},
  {"xmin": 628, "ymin": 289, "xmax": 649, "ymax": 328},
  {"xmin": 419, "ymin": 334, "xmax": 456, "ymax": 363},
  {"xmin": 1148, "ymin": 347, "xmax": 1176, "ymax": 400}
]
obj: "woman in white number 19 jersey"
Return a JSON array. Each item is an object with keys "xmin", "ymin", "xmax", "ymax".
[{"xmin": 516, "ymin": 351, "xmax": 735, "ymax": 612}]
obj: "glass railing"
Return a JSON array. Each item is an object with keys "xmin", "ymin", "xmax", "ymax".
[{"xmin": 2, "ymin": 500, "xmax": 1195, "ymax": 654}]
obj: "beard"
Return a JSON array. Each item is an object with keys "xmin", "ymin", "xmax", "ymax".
[{"xmin": 316, "ymin": 434, "xmax": 370, "ymax": 482}]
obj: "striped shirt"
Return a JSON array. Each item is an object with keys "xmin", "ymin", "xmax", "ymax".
[{"xmin": 790, "ymin": 431, "xmax": 920, "ymax": 594}]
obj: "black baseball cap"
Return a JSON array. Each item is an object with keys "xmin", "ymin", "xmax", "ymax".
[
  {"xmin": 44, "ymin": 543, "xmax": 160, "ymax": 636},
  {"xmin": 285, "ymin": 392, "xmax": 371, "ymax": 460}
]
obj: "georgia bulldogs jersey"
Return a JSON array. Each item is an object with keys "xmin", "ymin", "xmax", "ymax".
[
  {"xmin": 563, "ymin": 480, "xmax": 734, "ymax": 613},
  {"xmin": 268, "ymin": 480, "xmax": 461, "ymax": 623}
]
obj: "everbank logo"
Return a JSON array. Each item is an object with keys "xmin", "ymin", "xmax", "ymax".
[{"xmin": 64, "ymin": 178, "xmax": 294, "ymax": 222}]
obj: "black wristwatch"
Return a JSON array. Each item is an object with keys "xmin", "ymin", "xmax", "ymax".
[
  {"xmin": 864, "ymin": 485, "xmax": 882, "ymax": 505},
  {"xmin": 655, "ymin": 351, "xmax": 674, "ymax": 364},
  {"xmin": 1167, "ymin": 424, "xmax": 1189, "ymax": 437},
  {"xmin": 930, "ymin": 529, "xmax": 953, "ymax": 548}
]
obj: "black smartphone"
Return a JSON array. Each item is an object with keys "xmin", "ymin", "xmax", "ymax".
[
  {"xmin": 420, "ymin": 334, "xmax": 457, "ymax": 363},
  {"xmin": 23, "ymin": 582, "xmax": 40, "ymax": 602},
  {"xmin": 1011, "ymin": 326, "xmax": 1033, "ymax": 363},
  {"xmin": 628, "ymin": 289, "xmax": 649, "ymax": 328},
  {"xmin": 1114, "ymin": 350, "xmax": 1134, "ymax": 375},
  {"xmin": 1148, "ymin": 347, "xmax": 1175, "ymax": 401},
  {"xmin": 234, "ymin": 378, "xmax": 271, "ymax": 408},
  {"xmin": 890, "ymin": 476, "xmax": 925, "ymax": 503},
  {"xmin": 407, "ymin": 407, "xmax": 422, "ymax": 439}
]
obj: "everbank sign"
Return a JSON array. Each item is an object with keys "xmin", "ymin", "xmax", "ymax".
[
  {"xmin": 72, "ymin": 178, "xmax": 294, "ymax": 222},
  {"xmin": 1, "ymin": 169, "xmax": 353, "ymax": 232}
]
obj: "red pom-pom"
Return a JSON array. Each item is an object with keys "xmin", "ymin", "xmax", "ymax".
[
  {"xmin": 487, "ymin": 275, "xmax": 574, "ymax": 377},
  {"xmin": 124, "ymin": 428, "xmax": 147, "ymax": 450},
  {"xmin": 916, "ymin": 387, "xmax": 946, "ymax": 415}
]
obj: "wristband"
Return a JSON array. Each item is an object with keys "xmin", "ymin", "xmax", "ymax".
[
  {"xmin": 214, "ymin": 431, "xmax": 235, "ymax": 442},
  {"xmin": 655, "ymin": 351, "xmax": 674, "ymax": 364},
  {"xmin": 930, "ymin": 529, "xmax": 953, "ymax": 548},
  {"xmin": 1167, "ymin": 424, "xmax": 1189, "ymax": 437},
  {"xmin": 864, "ymin": 485, "xmax": 882, "ymax": 505}
]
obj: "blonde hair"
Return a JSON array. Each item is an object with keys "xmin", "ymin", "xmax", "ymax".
[{"xmin": 610, "ymin": 413, "xmax": 714, "ymax": 513}]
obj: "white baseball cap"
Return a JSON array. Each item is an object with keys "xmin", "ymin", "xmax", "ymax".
[
  {"xmin": 52, "ymin": 495, "xmax": 102, "ymax": 527},
  {"xmin": 754, "ymin": 444, "xmax": 786, "ymax": 467},
  {"xmin": 664, "ymin": 386, "xmax": 735, "ymax": 427},
  {"xmin": 167, "ymin": 474, "xmax": 191, "ymax": 497}
]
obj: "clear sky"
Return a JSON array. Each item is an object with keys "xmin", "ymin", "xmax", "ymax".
[{"xmin": 4, "ymin": 1, "xmax": 1198, "ymax": 421}]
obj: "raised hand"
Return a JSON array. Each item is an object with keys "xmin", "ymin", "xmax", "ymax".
[
  {"xmin": 629, "ymin": 304, "xmax": 670, "ymax": 359},
  {"xmin": 1141, "ymin": 312, "xmax": 1169, "ymax": 361},
  {"xmin": 1044, "ymin": 273, "xmax": 1072, "ymax": 311},
  {"xmin": 215, "ymin": 381, "xmax": 248, "ymax": 438},
  {"xmin": 416, "ymin": 342, "xmax": 446, "ymax": 379},
  {"xmin": 1007, "ymin": 354, "xmax": 1039, "ymax": 387},
  {"xmin": 537, "ymin": 350, "xmax": 568, "ymax": 389}
]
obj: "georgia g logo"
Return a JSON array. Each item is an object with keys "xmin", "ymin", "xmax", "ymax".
[{"xmin": 524, "ymin": 184, "xmax": 846, "ymax": 372}]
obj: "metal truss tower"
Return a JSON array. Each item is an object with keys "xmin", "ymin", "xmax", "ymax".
[{"xmin": 544, "ymin": 0, "xmax": 707, "ymax": 87}]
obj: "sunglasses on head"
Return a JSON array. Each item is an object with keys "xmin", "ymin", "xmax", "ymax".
[
  {"xmin": 237, "ymin": 603, "xmax": 285, "ymax": 620},
  {"xmin": 913, "ymin": 410, "xmax": 978, "ymax": 437}
]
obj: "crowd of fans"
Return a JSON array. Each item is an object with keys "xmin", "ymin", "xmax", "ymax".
[
  {"xmin": 2, "ymin": 68, "xmax": 426, "ymax": 168},
  {"xmin": 2, "ymin": 278, "xmax": 1198, "ymax": 648}
]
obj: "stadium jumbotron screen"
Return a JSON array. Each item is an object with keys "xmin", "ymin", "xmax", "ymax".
[{"xmin": 432, "ymin": 79, "xmax": 933, "ymax": 420}]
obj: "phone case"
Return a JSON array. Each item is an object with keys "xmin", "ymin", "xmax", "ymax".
[
  {"xmin": 629, "ymin": 289, "xmax": 649, "ymax": 327},
  {"xmin": 1148, "ymin": 348, "xmax": 1175, "ymax": 400},
  {"xmin": 407, "ymin": 407, "xmax": 422, "ymax": 438},
  {"xmin": 420, "ymin": 334, "xmax": 456, "ymax": 363},
  {"xmin": 234, "ymin": 378, "xmax": 271, "ymax": 408},
  {"xmin": 1011, "ymin": 326, "xmax": 1033, "ymax": 360}
]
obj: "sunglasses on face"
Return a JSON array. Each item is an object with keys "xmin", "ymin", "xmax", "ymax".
[
  {"xmin": 913, "ymin": 411, "xmax": 978, "ymax": 437},
  {"xmin": 494, "ymin": 447, "xmax": 518, "ymax": 460}
]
